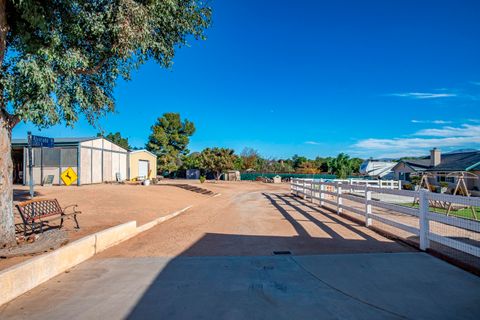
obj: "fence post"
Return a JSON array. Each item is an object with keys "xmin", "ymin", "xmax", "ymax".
[
  {"xmin": 302, "ymin": 179, "xmax": 306, "ymax": 199},
  {"xmin": 320, "ymin": 183, "xmax": 324, "ymax": 207},
  {"xmin": 398, "ymin": 180, "xmax": 402, "ymax": 190},
  {"xmin": 365, "ymin": 188, "xmax": 372, "ymax": 227},
  {"xmin": 310, "ymin": 180, "xmax": 314, "ymax": 202},
  {"xmin": 337, "ymin": 184, "xmax": 342, "ymax": 214},
  {"xmin": 419, "ymin": 189, "xmax": 430, "ymax": 251}
]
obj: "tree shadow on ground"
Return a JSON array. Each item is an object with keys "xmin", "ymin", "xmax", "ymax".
[{"xmin": 13, "ymin": 189, "xmax": 44, "ymax": 202}]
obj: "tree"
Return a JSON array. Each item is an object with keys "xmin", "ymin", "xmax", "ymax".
[
  {"xmin": 233, "ymin": 155, "xmax": 243, "ymax": 171},
  {"xmin": 97, "ymin": 132, "xmax": 130, "ymax": 150},
  {"xmin": 240, "ymin": 147, "xmax": 259, "ymax": 171},
  {"xmin": 292, "ymin": 154, "xmax": 308, "ymax": 169},
  {"xmin": 146, "ymin": 113, "xmax": 195, "ymax": 174},
  {"xmin": 0, "ymin": 1, "xmax": 211, "ymax": 246},
  {"xmin": 199, "ymin": 147, "xmax": 236, "ymax": 180},
  {"xmin": 182, "ymin": 152, "xmax": 202, "ymax": 170},
  {"xmin": 296, "ymin": 162, "xmax": 319, "ymax": 174},
  {"xmin": 314, "ymin": 156, "xmax": 330, "ymax": 172},
  {"xmin": 349, "ymin": 157, "xmax": 364, "ymax": 175},
  {"xmin": 329, "ymin": 153, "xmax": 356, "ymax": 179}
]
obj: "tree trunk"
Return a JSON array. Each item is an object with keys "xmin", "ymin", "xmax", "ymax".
[
  {"xmin": 0, "ymin": 0, "xmax": 14, "ymax": 247},
  {"xmin": 0, "ymin": 114, "xmax": 15, "ymax": 247}
]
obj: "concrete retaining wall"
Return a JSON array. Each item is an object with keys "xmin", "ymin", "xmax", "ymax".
[
  {"xmin": 95, "ymin": 221, "xmax": 137, "ymax": 252},
  {"xmin": 0, "ymin": 235, "xmax": 97, "ymax": 306},
  {"xmin": 0, "ymin": 205, "xmax": 193, "ymax": 307},
  {"xmin": 0, "ymin": 221, "xmax": 138, "ymax": 306}
]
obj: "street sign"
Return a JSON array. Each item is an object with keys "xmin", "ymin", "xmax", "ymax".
[
  {"xmin": 29, "ymin": 135, "xmax": 54, "ymax": 148},
  {"xmin": 60, "ymin": 167, "xmax": 78, "ymax": 186},
  {"xmin": 27, "ymin": 132, "xmax": 55, "ymax": 198}
]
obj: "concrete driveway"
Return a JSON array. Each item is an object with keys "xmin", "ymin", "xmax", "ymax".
[{"xmin": 1, "ymin": 183, "xmax": 479, "ymax": 319}]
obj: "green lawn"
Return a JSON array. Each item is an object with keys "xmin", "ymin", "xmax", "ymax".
[{"xmin": 399, "ymin": 203, "xmax": 480, "ymax": 221}]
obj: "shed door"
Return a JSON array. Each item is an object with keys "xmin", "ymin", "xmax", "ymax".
[{"xmin": 138, "ymin": 160, "xmax": 149, "ymax": 178}]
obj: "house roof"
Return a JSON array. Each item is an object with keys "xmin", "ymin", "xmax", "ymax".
[
  {"xmin": 393, "ymin": 151, "xmax": 480, "ymax": 172},
  {"xmin": 404, "ymin": 159, "xmax": 431, "ymax": 170},
  {"xmin": 425, "ymin": 151, "xmax": 480, "ymax": 172},
  {"xmin": 392, "ymin": 158, "xmax": 430, "ymax": 172}
]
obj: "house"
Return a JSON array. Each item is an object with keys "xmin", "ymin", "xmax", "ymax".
[
  {"xmin": 12, "ymin": 137, "xmax": 128, "ymax": 186},
  {"xmin": 359, "ymin": 160, "xmax": 396, "ymax": 179},
  {"xmin": 392, "ymin": 148, "xmax": 480, "ymax": 191},
  {"xmin": 128, "ymin": 150, "xmax": 157, "ymax": 180}
]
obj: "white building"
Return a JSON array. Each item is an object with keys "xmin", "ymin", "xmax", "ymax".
[
  {"xmin": 12, "ymin": 137, "xmax": 128, "ymax": 186},
  {"xmin": 359, "ymin": 160, "xmax": 396, "ymax": 179}
]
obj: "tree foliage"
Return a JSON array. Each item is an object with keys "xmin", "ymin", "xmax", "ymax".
[
  {"xmin": 240, "ymin": 147, "xmax": 259, "ymax": 170},
  {"xmin": 0, "ymin": 0, "xmax": 211, "ymax": 245},
  {"xmin": 199, "ymin": 147, "xmax": 236, "ymax": 180},
  {"xmin": 97, "ymin": 132, "xmax": 130, "ymax": 150},
  {"xmin": 146, "ymin": 113, "xmax": 195, "ymax": 173},
  {"xmin": 182, "ymin": 152, "xmax": 202, "ymax": 169},
  {"xmin": 0, "ymin": 0, "xmax": 211, "ymax": 128}
]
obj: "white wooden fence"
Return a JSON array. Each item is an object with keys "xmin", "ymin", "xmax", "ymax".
[
  {"xmin": 291, "ymin": 178, "xmax": 480, "ymax": 258},
  {"xmin": 332, "ymin": 179, "xmax": 401, "ymax": 190}
]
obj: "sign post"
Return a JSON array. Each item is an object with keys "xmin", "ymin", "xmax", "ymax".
[
  {"xmin": 27, "ymin": 133, "xmax": 54, "ymax": 198},
  {"xmin": 27, "ymin": 132, "xmax": 33, "ymax": 198}
]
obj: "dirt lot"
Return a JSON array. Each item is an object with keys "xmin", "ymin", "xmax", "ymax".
[
  {"xmin": 98, "ymin": 181, "xmax": 411, "ymax": 258},
  {"xmin": 1, "ymin": 181, "xmax": 214, "ymax": 270},
  {"xmin": 1, "ymin": 180, "xmax": 413, "ymax": 271}
]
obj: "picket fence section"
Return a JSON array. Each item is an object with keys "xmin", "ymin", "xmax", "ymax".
[{"xmin": 290, "ymin": 178, "xmax": 480, "ymax": 258}]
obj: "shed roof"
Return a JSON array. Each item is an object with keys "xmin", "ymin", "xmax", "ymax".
[
  {"xmin": 128, "ymin": 149, "xmax": 157, "ymax": 158},
  {"xmin": 12, "ymin": 137, "xmax": 98, "ymax": 147}
]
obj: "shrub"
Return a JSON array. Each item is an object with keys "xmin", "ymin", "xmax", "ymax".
[
  {"xmin": 439, "ymin": 182, "xmax": 449, "ymax": 188},
  {"xmin": 410, "ymin": 176, "xmax": 420, "ymax": 185},
  {"xmin": 403, "ymin": 183, "xmax": 413, "ymax": 190},
  {"xmin": 199, "ymin": 175, "xmax": 206, "ymax": 184}
]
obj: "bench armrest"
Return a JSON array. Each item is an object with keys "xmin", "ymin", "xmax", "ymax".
[{"xmin": 63, "ymin": 204, "xmax": 80, "ymax": 214}]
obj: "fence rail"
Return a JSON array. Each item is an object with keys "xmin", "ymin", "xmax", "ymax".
[
  {"xmin": 333, "ymin": 178, "xmax": 402, "ymax": 190},
  {"xmin": 291, "ymin": 178, "xmax": 480, "ymax": 259}
]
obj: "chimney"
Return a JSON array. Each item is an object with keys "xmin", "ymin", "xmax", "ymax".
[{"xmin": 430, "ymin": 148, "xmax": 441, "ymax": 167}]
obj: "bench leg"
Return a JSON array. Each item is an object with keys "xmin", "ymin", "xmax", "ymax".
[
  {"xmin": 30, "ymin": 221, "xmax": 37, "ymax": 235},
  {"xmin": 73, "ymin": 214, "xmax": 80, "ymax": 229},
  {"xmin": 60, "ymin": 217, "xmax": 64, "ymax": 228}
]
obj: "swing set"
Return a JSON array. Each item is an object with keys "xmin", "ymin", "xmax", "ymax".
[{"xmin": 412, "ymin": 171, "xmax": 478, "ymax": 219}]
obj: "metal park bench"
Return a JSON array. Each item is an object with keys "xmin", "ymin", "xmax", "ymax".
[{"xmin": 16, "ymin": 199, "xmax": 81, "ymax": 236}]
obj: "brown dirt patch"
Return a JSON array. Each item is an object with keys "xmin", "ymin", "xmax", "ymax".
[{"xmin": 1, "ymin": 181, "xmax": 211, "ymax": 271}]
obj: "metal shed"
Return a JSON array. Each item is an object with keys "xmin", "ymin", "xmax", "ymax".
[
  {"xmin": 128, "ymin": 149, "xmax": 157, "ymax": 180},
  {"xmin": 12, "ymin": 137, "xmax": 128, "ymax": 186}
]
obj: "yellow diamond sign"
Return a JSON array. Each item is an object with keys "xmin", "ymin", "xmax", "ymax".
[{"xmin": 61, "ymin": 167, "xmax": 77, "ymax": 186}]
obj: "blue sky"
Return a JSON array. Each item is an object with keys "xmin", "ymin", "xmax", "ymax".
[{"xmin": 13, "ymin": 0, "xmax": 480, "ymax": 159}]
